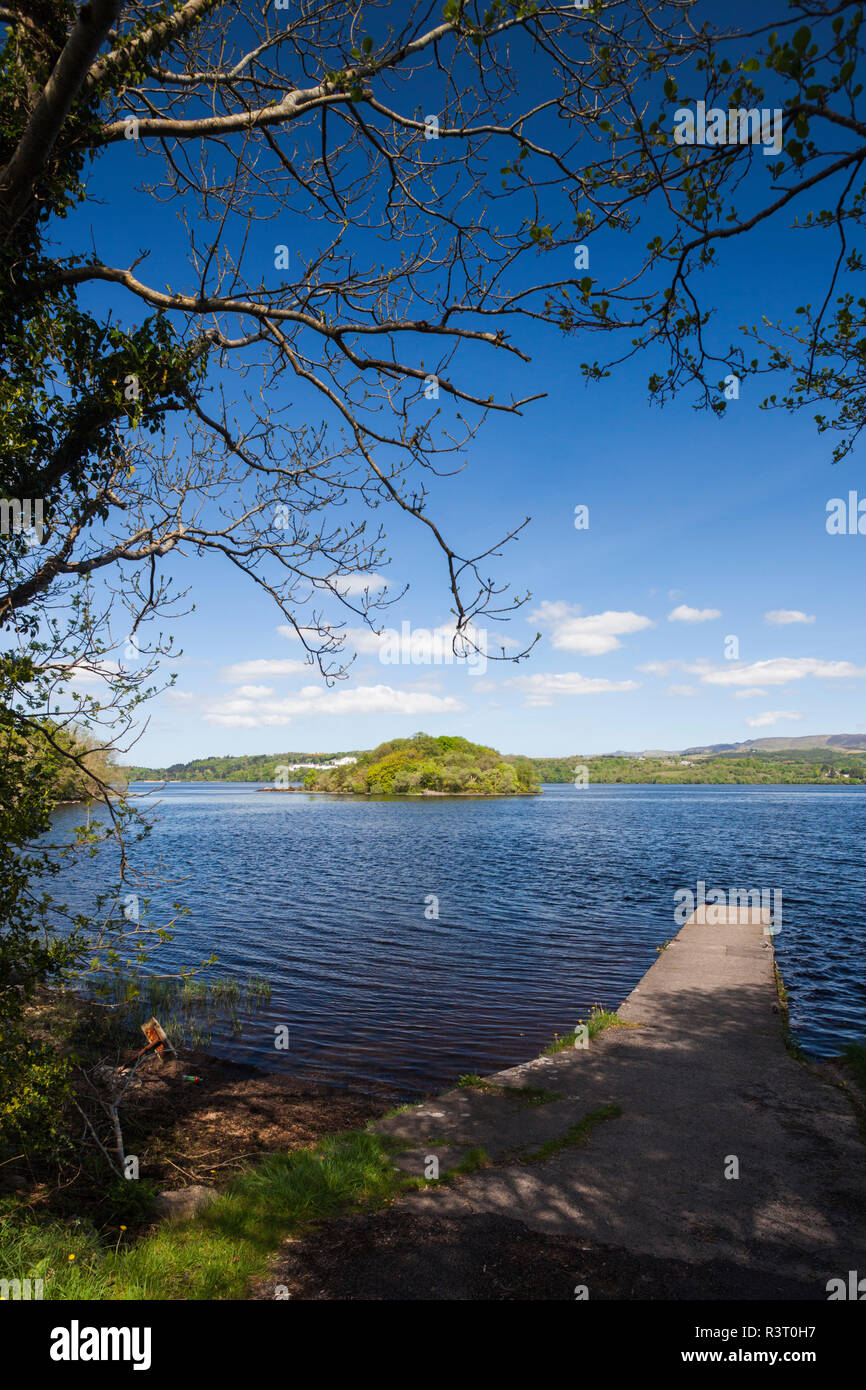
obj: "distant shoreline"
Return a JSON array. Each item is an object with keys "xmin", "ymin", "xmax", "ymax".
[
  {"xmin": 126, "ymin": 733, "xmax": 866, "ymax": 790},
  {"xmin": 256, "ymin": 786, "xmax": 541, "ymax": 798},
  {"xmin": 126, "ymin": 777, "xmax": 866, "ymax": 790}
]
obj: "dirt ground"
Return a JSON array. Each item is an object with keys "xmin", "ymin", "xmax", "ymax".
[
  {"xmin": 5, "ymin": 992, "xmax": 399, "ymax": 1224},
  {"xmin": 95, "ymin": 1049, "xmax": 397, "ymax": 1187}
]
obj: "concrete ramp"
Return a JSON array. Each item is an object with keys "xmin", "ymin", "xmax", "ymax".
[{"xmin": 375, "ymin": 909, "xmax": 866, "ymax": 1295}]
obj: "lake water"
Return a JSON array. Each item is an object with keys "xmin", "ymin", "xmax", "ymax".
[{"xmin": 51, "ymin": 782, "xmax": 866, "ymax": 1097}]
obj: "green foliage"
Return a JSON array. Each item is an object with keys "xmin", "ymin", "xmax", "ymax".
[
  {"xmin": 125, "ymin": 750, "xmax": 360, "ymax": 782},
  {"xmin": 542, "ymin": 1006, "xmax": 636, "ymax": 1055},
  {"xmin": 0, "ymin": 703, "xmax": 91, "ymax": 1158},
  {"xmin": 104, "ymin": 1176, "xmax": 159, "ymax": 1227},
  {"xmin": 0, "ymin": 1126, "xmax": 417, "ymax": 1300},
  {"xmin": 0, "ymin": 1039, "xmax": 72, "ymax": 1161},
  {"xmin": 520, "ymin": 1104, "xmax": 623, "ymax": 1165},
  {"xmin": 3, "ymin": 718, "xmax": 124, "ymax": 804},
  {"xmin": 302, "ymin": 732, "xmax": 539, "ymax": 795},
  {"xmin": 0, "ymin": 3, "xmax": 202, "ymax": 510},
  {"xmin": 0, "ymin": 702, "xmax": 177, "ymax": 1166},
  {"xmin": 85, "ymin": 970, "xmax": 273, "ymax": 1050},
  {"xmin": 530, "ymin": 746, "xmax": 866, "ymax": 785},
  {"xmin": 128, "ymin": 742, "xmax": 866, "ymax": 788}
]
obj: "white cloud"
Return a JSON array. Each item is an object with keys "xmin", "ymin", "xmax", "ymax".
[
  {"xmin": 700, "ymin": 658, "xmax": 866, "ymax": 688},
  {"xmin": 764, "ymin": 609, "xmax": 815, "ymax": 625},
  {"xmin": 667, "ymin": 604, "xmax": 722, "ymax": 624},
  {"xmin": 666, "ymin": 684, "xmax": 698, "ymax": 696},
  {"xmin": 637, "ymin": 660, "xmax": 681, "ymax": 676},
  {"xmin": 277, "ymin": 620, "xmax": 517, "ymax": 659},
  {"xmin": 203, "ymin": 683, "xmax": 466, "ymax": 728},
  {"xmin": 746, "ymin": 710, "xmax": 804, "ymax": 729},
  {"xmin": 732, "ymin": 687, "xmax": 769, "ymax": 699},
  {"xmin": 235, "ymin": 684, "xmax": 276, "ymax": 699},
  {"xmin": 505, "ymin": 671, "xmax": 640, "ymax": 707},
  {"xmin": 165, "ymin": 689, "xmax": 195, "ymax": 703},
  {"xmin": 277, "ymin": 623, "xmax": 385, "ymax": 654},
  {"xmin": 60, "ymin": 660, "xmax": 121, "ymax": 686},
  {"xmin": 530, "ymin": 601, "xmax": 653, "ymax": 655},
  {"xmin": 220, "ymin": 658, "xmax": 309, "ymax": 683},
  {"xmin": 402, "ymin": 678, "xmax": 445, "ymax": 692},
  {"xmin": 324, "ymin": 572, "xmax": 390, "ymax": 596},
  {"xmin": 482, "ymin": 630, "xmax": 523, "ymax": 654}
]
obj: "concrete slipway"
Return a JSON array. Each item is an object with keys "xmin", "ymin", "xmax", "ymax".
[
  {"xmin": 261, "ymin": 908, "xmax": 866, "ymax": 1299},
  {"xmin": 367, "ymin": 907, "xmax": 866, "ymax": 1295}
]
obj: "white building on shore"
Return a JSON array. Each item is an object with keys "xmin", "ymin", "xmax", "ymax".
[{"xmin": 281, "ymin": 756, "xmax": 358, "ymax": 771}]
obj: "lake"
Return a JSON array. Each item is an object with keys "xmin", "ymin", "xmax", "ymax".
[{"xmin": 51, "ymin": 782, "xmax": 866, "ymax": 1097}]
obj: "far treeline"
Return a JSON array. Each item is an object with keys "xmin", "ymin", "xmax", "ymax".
[
  {"xmin": 128, "ymin": 743, "xmax": 866, "ymax": 786},
  {"xmin": 126, "ymin": 751, "xmax": 362, "ymax": 783},
  {"xmin": 532, "ymin": 749, "xmax": 866, "ymax": 784}
]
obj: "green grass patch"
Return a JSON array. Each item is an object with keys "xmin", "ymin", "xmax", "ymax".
[
  {"xmin": 0, "ymin": 1127, "xmax": 414, "ymax": 1301},
  {"xmin": 543, "ymin": 1005, "xmax": 637, "ymax": 1055},
  {"xmin": 446, "ymin": 1145, "xmax": 490, "ymax": 1179},
  {"xmin": 380, "ymin": 1102, "xmax": 413, "ymax": 1119},
  {"xmin": 841, "ymin": 1041, "xmax": 866, "ymax": 1090},
  {"xmin": 364, "ymin": 1142, "xmax": 491, "ymax": 1190},
  {"xmin": 520, "ymin": 1103, "xmax": 623, "ymax": 1165},
  {"xmin": 509, "ymin": 1086, "xmax": 561, "ymax": 1107},
  {"xmin": 455, "ymin": 1074, "xmax": 560, "ymax": 1107}
]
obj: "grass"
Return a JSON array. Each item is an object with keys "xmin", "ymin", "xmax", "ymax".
[
  {"xmin": 443, "ymin": 1145, "xmax": 490, "ymax": 1179},
  {"xmin": 455, "ymin": 1075, "xmax": 560, "ymax": 1107},
  {"xmin": 543, "ymin": 1005, "xmax": 638, "ymax": 1055},
  {"xmin": 773, "ymin": 961, "xmax": 807, "ymax": 1061},
  {"xmin": 0, "ymin": 1127, "xmax": 498, "ymax": 1300},
  {"xmin": 520, "ymin": 1103, "xmax": 623, "ymax": 1165},
  {"xmin": 510, "ymin": 1087, "xmax": 561, "ymax": 1107},
  {"xmin": 0, "ymin": 1127, "xmax": 415, "ymax": 1301},
  {"xmin": 841, "ymin": 1041, "xmax": 866, "ymax": 1090},
  {"xmin": 837, "ymin": 1042, "xmax": 866, "ymax": 1143},
  {"xmin": 380, "ymin": 1102, "xmax": 413, "ymax": 1119},
  {"xmin": 80, "ymin": 971, "xmax": 273, "ymax": 1052}
]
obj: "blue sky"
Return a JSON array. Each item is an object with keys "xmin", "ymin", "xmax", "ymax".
[
  {"xmin": 120, "ymin": 375, "xmax": 865, "ymax": 762},
  {"xmin": 49, "ymin": 8, "xmax": 866, "ymax": 764}
]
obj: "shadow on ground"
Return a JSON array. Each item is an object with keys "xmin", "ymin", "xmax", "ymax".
[{"xmin": 252, "ymin": 1209, "xmax": 820, "ymax": 1301}]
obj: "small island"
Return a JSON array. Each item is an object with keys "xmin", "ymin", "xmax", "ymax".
[{"xmin": 268, "ymin": 733, "xmax": 540, "ymax": 797}]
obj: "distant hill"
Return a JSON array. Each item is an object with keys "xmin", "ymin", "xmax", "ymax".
[
  {"xmin": 125, "ymin": 735, "xmax": 866, "ymax": 787},
  {"xmin": 683, "ymin": 733, "xmax": 866, "ymax": 754},
  {"xmin": 527, "ymin": 739, "xmax": 866, "ymax": 785}
]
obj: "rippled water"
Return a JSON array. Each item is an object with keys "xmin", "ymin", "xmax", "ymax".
[{"xmin": 50, "ymin": 782, "xmax": 866, "ymax": 1096}]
